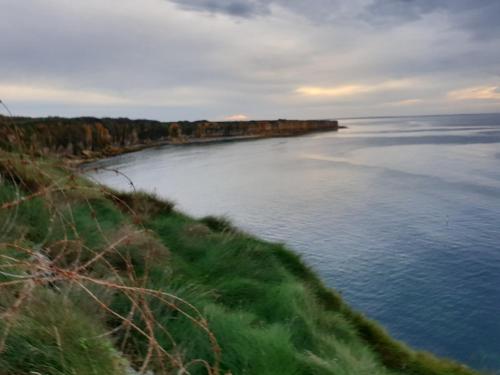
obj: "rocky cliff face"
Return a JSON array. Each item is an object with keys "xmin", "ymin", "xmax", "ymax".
[
  {"xmin": 186, "ymin": 119, "xmax": 338, "ymax": 138},
  {"xmin": 0, "ymin": 116, "xmax": 339, "ymax": 158}
]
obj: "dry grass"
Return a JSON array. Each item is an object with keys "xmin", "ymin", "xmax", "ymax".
[{"xmin": 0, "ymin": 151, "xmax": 221, "ymax": 375}]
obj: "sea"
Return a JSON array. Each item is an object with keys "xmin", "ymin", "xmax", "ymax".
[{"xmin": 88, "ymin": 113, "xmax": 500, "ymax": 372}]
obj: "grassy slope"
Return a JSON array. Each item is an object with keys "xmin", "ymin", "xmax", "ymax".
[{"xmin": 0, "ymin": 153, "xmax": 481, "ymax": 375}]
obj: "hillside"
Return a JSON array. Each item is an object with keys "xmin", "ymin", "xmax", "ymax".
[
  {"xmin": 0, "ymin": 116, "xmax": 339, "ymax": 159},
  {"xmin": 0, "ymin": 150, "xmax": 481, "ymax": 375}
]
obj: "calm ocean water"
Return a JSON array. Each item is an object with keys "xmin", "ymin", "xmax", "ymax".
[{"xmin": 88, "ymin": 114, "xmax": 500, "ymax": 372}]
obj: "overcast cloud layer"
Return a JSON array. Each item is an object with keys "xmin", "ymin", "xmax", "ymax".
[{"xmin": 1, "ymin": 0, "xmax": 499, "ymax": 120}]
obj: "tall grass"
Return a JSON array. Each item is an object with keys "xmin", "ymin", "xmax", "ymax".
[
  {"xmin": 0, "ymin": 109, "xmax": 484, "ymax": 374},
  {"xmin": 0, "ymin": 153, "xmax": 221, "ymax": 374},
  {"xmin": 147, "ymin": 212, "xmax": 482, "ymax": 375}
]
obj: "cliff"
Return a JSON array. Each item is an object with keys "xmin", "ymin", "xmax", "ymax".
[
  {"xmin": 0, "ymin": 152, "xmax": 480, "ymax": 375},
  {"xmin": 0, "ymin": 116, "xmax": 339, "ymax": 158}
]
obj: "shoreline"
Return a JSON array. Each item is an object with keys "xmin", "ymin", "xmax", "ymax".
[
  {"xmin": 0, "ymin": 123, "xmax": 485, "ymax": 374},
  {"xmin": 75, "ymin": 126, "xmax": 346, "ymax": 168},
  {"xmin": 0, "ymin": 115, "xmax": 344, "ymax": 166}
]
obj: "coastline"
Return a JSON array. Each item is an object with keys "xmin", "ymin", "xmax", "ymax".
[
  {"xmin": 76, "ymin": 126, "xmax": 347, "ymax": 167},
  {"xmin": 0, "ymin": 115, "xmax": 343, "ymax": 166},
  {"xmin": 0, "ymin": 152, "xmax": 481, "ymax": 374}
]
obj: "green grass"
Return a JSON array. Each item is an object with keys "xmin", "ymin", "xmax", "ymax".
[
  {"xmin": 0, "ymin": 153, "xmax": 483, "ymax": 374},
  {"xmin": 146, "ymin": 213, "xmax": 479, "ymax": 375},
  {"xmin": 0, "ymin": 291, "xmax": 123, "ymax": 375}
]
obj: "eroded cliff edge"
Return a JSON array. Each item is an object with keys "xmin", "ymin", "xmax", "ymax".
[{"xmin": 0, "ymin": 116, "xmax": 340, "ymax": 158}]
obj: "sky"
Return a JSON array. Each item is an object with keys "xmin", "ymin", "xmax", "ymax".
[{"xmin": 1, "ymin": 0, "xmax": 500, "ymax": 120}]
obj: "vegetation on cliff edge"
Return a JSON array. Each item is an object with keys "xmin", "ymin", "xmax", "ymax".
[
  {"xmin": 0, "ymin": 151, "xmax": 481, "ymax": 374},
  {"xmin": 0, "ymin": 115, "xmax": 339, "ymax": 159}
]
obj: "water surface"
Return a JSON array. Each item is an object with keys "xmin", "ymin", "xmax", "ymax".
[{"xmin": 89, "ymin": 114, "xmax": 500, "ymax": 372}]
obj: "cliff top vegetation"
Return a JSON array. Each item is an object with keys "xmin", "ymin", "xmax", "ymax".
[{"xmin": 0, "ymin": 146, "xmax": 482, "ymax": 375}]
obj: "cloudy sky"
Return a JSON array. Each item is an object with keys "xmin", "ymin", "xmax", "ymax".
[{"xmin": 1, "ymin": 0, "xmax": 500, "ymax": 120}]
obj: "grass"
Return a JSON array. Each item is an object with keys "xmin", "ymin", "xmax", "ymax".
[
  {"xmin": 146, "ymin": 213, "xmax": 479, "ymax": 375},
  {"xmin": 0, "ymin": 290, "xmax": 123, "ymax": 375},
  {"xmin": 0, "ymin": 151, "xmax": 484, "ymax": 374}
]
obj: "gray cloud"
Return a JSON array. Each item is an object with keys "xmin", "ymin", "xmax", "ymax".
[
  {"xmin": 170, "ymin": 0, "xmax": 500, "ymax": 38},
  {"xmin": 364, "ymin": 0, "xmax": 500, "ymax": 39},
  {"xmin": 169, "ymin": 0, "xmax": 271, "ymax": 17},
  {"xmin": 0, "ymin": 0, "xmax": 499, "ymax": 120},
  {"xmin": 169, "ymin": 0, "xmax": 370, "ymax": 22}
]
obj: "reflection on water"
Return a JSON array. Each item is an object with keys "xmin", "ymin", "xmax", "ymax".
[{"xmin": 88, "ymin": 114, "xmax": 500, "ymax": 372}]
